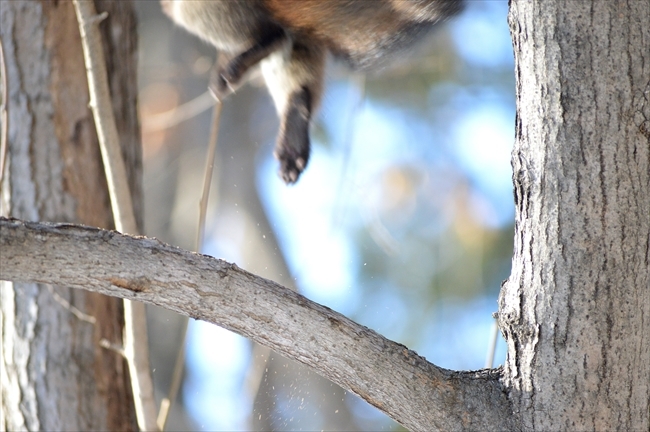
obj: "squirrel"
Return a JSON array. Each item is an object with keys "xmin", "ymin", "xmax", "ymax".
[{"xmin": 161, "ymin": 0, "xmax": 463, "ymax": 184}]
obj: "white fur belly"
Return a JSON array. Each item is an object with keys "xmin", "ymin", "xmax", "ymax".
[{"xmin": 166, "ymin": 0, "xmax": 257, "ymax": 52}]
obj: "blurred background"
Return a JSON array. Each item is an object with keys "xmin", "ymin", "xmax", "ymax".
[{"xmin": 136, "ymin": 1, "xmax": 515, "ymax": 430}]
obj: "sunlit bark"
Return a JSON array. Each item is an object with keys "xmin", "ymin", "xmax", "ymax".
[
  {"xmin": 500, "ymin": 1, "xmax": 650, "ymax": 430},
  {"xmin": 0, "ymin": 1, "xmax": 140, "ymax": 430}
]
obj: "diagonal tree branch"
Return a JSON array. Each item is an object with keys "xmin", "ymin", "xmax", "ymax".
[{"xmin": 0, "ymin": 217, "xmax": 518, "ymax": 432}]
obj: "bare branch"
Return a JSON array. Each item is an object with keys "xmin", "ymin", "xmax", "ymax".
[
  {"xmin": 0, "ymin": 38, "xmax": 8, "ymax": 193},
  {"xmin": 142, "ymin": 91, "xmax": 216, "ymax": 132},
  {"xmin": 72, "ymin": 0, "xmax": 136, "ymax": 234},
  {"xmin": 158, "ymin": 100, "xmax": 223, "ymax": 431},
  {"xmin": 72, "ymin": 1, "xmax": 156, "ymax": 429},
  {"xmin": 0, "ymin": 217, "xmax": 517, "ymax": 432}
]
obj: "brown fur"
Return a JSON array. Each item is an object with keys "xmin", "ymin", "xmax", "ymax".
[{"xmin": 161, "ymin": 0, "xmax": 463, "ymax": 183}]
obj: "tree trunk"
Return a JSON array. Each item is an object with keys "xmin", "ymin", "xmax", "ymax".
[
  {"xmin": 0, "ymin": 1, "xmax": 140, "ymax": 430},
  {"xmin": 500, "ymin": 0, "xmax": 650, "ymax": 430}
]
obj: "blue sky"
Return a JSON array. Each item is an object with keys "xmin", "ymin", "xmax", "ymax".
[{"xmin": 185, "ymin": 1, "xmax": 513, "ymax": 429}]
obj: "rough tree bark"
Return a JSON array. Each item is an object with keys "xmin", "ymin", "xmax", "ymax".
[
  {"xmin": 0, "ymin": 1, "xmax": 140, "ymax": 430},
  {"xmin": 499, "ymin": 0, "xmax": 649, "ymax": 430}
]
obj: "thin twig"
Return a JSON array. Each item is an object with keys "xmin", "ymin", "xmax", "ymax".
[
  {"xmin": 46, "ymin": 285, "xmax": 97, "ymax": 324},
  {"xmin": 485, "ymin": 318, "xmax": 499, "ymax": 368},
  {"xmin": 157, "ymin": 100, "xmax": 223, "ymax": 431},
  {"xmin": 155, "ymin": 317, "xmax": 188, "ymax": 431},
  {"xmin": 72, "ymin": 1, "xmax": 158, "ymax": 430},
  {"xmin": 143, "ymin": 90, "xmax": 215, "ymax": 132},
  {"xmin": 0, "ymin": 37, "xmax": 9, "ymax": 194},
  {"xmin": 196, "ymin": 101, "xmax": 223, "ymax": 252},
  {"xmin": 73, "ymin": 2, "xmax": 136, "ymax": 234},
  {"xmin": 100, "ymin": 338, "xmax": 126, "ymax": 356}
]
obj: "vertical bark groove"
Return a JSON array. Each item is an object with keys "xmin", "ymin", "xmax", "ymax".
[
  {"xmin": 1, "ymin": 1, "xmax": 140, "ymax": 429},
  {"xmin": 501, "ymin": 0, "xmax": 649, "ymax": 430}
]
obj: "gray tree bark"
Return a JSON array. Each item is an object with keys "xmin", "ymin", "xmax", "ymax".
[
  {"xmin": 499, "ymin": 0, "xmax": 650, "ymax": 430},
  {"xmin": 0, "ymin": 1, "xmax": 140, "ymax": 430}
]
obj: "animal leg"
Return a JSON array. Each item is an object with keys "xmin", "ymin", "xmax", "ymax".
[
  {"xmin": 210, "ymin": 21, "xmax": 288, "ymax": 100},
  {"xmin": 262, "ymin": 38, "xmax": 325, "ymax": 183}
]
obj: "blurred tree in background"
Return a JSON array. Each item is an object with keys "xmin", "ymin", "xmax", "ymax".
[{"xmin": 137, "ymin": 1, "xmax": 514, "ymax": 430}]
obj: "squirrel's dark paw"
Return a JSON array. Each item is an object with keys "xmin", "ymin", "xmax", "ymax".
[{"xmin": 275, "ymin": 146, "xmax": 309, "ymax": 184}]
